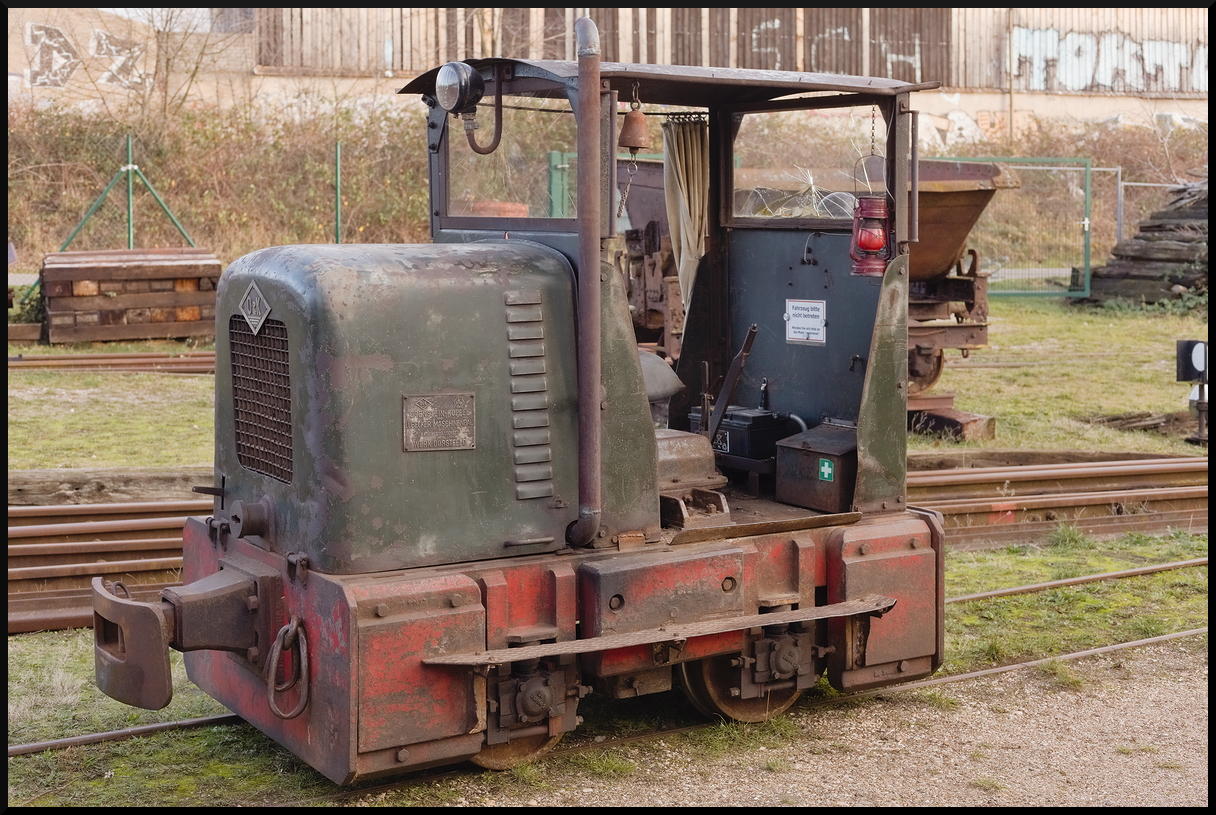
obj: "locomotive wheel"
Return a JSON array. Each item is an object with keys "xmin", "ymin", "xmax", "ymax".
[
  {"xmin": 908, "ymin": 349, "xmax": 945, "ymax": 396},
  {"xmin": 677, "ymin": 655, "xmax": 802, "ymax": 723},
  {"xmin": 470, "ymin": 733, "xmax": 563, "ymax": 770}
]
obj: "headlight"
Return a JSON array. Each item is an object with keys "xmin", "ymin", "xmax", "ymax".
[{"xmin": 435, "ymin": 62, "xmax": 484, "ymax": 114}]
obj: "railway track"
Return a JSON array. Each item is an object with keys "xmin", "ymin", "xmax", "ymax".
[
  {"xmin": 11, "ymin": 624, "xmax": 1210, "ymax": 759},
  {"xmin": 906, "ymin": 457, "xmax": 1208, "ymax": 548},
  {"xmin": 7, "ymin": 457, "xmax": 1207, "ymax": 634},
  {"xmin": 10, "ymin": 621, "xmax": 1209, "ymax": 799},
  {"xmin": 7, "ymin": 351, "xmax": 215, "ymax": 374}
]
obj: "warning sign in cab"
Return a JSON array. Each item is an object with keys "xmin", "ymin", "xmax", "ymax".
[{"xmin": 785, "ymin": 299, "xmax": 826, "ymax": 344}]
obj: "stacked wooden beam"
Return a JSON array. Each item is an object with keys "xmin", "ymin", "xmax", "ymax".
[
  {"xmin": 41, "ymin": 248, "xmax": 222, "ymax": 343},
  {"xmin": 1085, "ymin": 177, "xmax": 1208, "ymax": 305}
]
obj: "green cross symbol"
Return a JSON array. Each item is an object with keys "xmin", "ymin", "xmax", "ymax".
[{"xmin": 818, "ymin": 458, "xmax": 834, "ymax": 481}]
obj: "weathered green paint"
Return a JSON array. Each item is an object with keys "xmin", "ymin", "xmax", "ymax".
[
  {"xmin": 214, "ymin": 242, "xmax": 583, "ymax": 574},
  {"xmin": 213, "ymin": 240, "xmax": 659, "ymax": 573},
  {"xmin": 853, "ymin": 253, "xmax": 909, "ymax": 513},
  {"xmin": 597, "ymin": 261, "xmax": 661, "ymax": 542}
]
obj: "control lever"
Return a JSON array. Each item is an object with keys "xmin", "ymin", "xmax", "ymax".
[{"xmin": 704, "ymin": 324, "xmax": 758, "ymax": 443}]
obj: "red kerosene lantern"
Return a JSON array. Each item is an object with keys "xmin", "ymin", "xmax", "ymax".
[{"xmin": 849, "ymin": 194, "xmax": 892, "ymax": 276}]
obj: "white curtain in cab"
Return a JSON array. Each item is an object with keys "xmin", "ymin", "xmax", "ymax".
[{"xmin": 662, "ymin": 116, "xmax": 709, "ymax": 311}]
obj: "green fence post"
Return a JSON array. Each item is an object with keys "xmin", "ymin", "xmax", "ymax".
[
  {"xmin": 59, "ymin": 133, "xmax": 196, "ymax": 252},
  {"xmin": 126, "ymin": 134, "xmax": 134, "ymax": 249},
  {"xmin": 335, "ymin": 141, "xmax": 342, "ymax": 244},
  {"xmin": 135, "ymin": 166, "xmax": 197, "ymax": 247}
]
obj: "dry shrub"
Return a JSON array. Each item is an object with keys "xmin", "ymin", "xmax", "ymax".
[
  {"xmin": 9, "ymin": 99, "xmax": 1206, "ymax": 281},
  {"xmin": 7, "ymin": 97, "xmax": 432, "ymax": 275}
]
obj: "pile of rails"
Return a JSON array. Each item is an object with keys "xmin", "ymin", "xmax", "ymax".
[{"xmin": 1084, "ymin": 174, "xmax": 1208, "ymax": 306}]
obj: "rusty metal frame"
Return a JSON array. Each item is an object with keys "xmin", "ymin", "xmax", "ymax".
[{"xmin": 424, "ymin": 593, "xmax": 895, "ymax": 666}]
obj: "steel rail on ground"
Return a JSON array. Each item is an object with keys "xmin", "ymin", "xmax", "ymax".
[{"xmin": 7, "ymin": 458, "xmax": 1208, "ymax": 633}]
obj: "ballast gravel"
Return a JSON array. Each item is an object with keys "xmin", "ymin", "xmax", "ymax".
[{"xmin": 399, "ymin": 641, "xmax": 1206, "ymax": 807}]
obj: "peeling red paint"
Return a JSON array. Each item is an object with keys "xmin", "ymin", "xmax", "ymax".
[{"xmin": 989, "ymin": 501, "xmax": 1017, "ymax": 524}]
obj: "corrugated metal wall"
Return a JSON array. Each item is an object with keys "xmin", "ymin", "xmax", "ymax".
[
  {"xmin": 735, "ymin": 8, "xmax": 797, "ymax": 71},
  {"xmin": 952, "ymin": 8, "xmax": 1208, "ymax": 94},
  {"xmin": 252, "ymin": 8, "xmax": 1208, "ymax": 96},
  {"xmin": 803, "ymin": 9, "xmax": 863, "ymax": 76},
  {"xmin": 871, "ymin": 9, "xmax": 950, "ymax": 85}
]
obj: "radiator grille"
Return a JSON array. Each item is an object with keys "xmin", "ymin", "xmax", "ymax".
[{"xmin": 229, "ymin": 314, "xmax": 292, "ymax": 483}]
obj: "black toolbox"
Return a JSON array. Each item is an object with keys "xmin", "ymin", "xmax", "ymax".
[{"xmin": 688, "ymin": 406, "xmax": 792, "ymax": 460}]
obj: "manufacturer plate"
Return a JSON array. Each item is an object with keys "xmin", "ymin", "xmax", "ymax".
[{"xmin": 403, "ymin": 393, "xmax": 476, "ymax": 451}]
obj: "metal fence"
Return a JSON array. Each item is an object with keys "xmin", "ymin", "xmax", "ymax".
[
  {"xmin": 953, "ymin": 160, "xmax": 1182, "ymax": 298},
  {"xmin": 1113, "ymin": 179, "xmax": 1178, "ymax": 244},
  {"xmin": 8, "ymin": 110, "xmax": 433, "ymax": 283},
  {"xmin": 953, "ymin": 158, "xmax": 1092, "ymax": 296}
]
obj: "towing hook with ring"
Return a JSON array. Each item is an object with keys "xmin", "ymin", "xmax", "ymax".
[{"xmin": 267, "ymin": 616, "xmax": 310, "ymax": 719}]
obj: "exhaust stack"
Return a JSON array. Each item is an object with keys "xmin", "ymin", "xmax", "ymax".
[{"xmin": 567, "ymin": 15, "xmax": 603, "ymax": 546}]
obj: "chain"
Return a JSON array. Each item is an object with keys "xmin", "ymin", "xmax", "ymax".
[
  {"xmin": 870, "ymin": 105, "xmax": 877, "ymax": 155},
  {"xmin": 617, "ymin": 158, "xmax": 637, "ymax": 218},
  {"xmin": 617, "ymin": 81, "xmax": 642, "ymax": 219}
]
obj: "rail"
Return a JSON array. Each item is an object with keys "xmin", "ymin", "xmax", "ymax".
[
  {"xmin": 7, "ymin": 351, "xmax": 215, "ymax": 374},
  {"xmin": 7, "ymin": 457, "xmax": 1207, "ymax": 633}
]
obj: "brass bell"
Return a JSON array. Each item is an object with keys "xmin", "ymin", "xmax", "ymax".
[
  {"xmin": 618, "ymin": 83, "xmax": 650, "ymax": 155},
  {"xmin": 618, "ymin": 106, "xmax": 650, "ymax": 154}
]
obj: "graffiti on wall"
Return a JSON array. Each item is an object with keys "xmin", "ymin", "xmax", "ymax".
[
  {"xmin": 879, "ymin": 34, "xmax": 922, "ymax": 83},
  {"xmin": 1012, "ymin": 27, "xmax": 1207, "ymax": 94},
  {"xmin": 806, "ymin": 26, "xmax": 852, "ymax": 74},
  {"xmin": 749, "ymin": 18, "xmax": 784, "ymax": 71},
  {"xmin": 25, "ymin": 24, "xmax": 81, "ymax": 87},
  {"xmin": 22, "ymin": 23, "xmax": 146, "ymax": 90},
  {"xmin": 92, "ymin": 30, "xmax": 146, "ymax": 88}
]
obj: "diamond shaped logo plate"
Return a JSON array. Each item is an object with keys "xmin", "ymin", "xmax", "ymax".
[{"xmin": 239, "ymin": 281, "xmax": 271, "ymax": 335}]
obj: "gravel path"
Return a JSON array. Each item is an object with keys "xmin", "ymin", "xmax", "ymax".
[{"xmin": 406, "ymin": 640, "xmax": 1207, "ymax": 807}]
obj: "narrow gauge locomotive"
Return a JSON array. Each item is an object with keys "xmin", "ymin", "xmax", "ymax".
[{"xmin": 93, "ymin": 17, "xmax": 946, "ymax": 784}]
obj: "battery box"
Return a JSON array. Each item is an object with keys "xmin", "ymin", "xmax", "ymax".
[{"xmin": 688, "ymin": 406, "xmax": 791, "ymax": 460}]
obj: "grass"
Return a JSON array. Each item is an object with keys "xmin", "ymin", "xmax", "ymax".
[
  {"xmin": 556, "ymin": 751, "xmax": 638, "ymax": 777},
  {"xmin": 7, "ymin": 628, "xmax": 229, "ymax": 748},
  {"xmin": 1036, "ymin": 659, "xmax": 1085, "ymax": 689},
  {"xmin": 910, "ymin": 297, "xmax": 1207, "ymax": 457},
  {"xmin": 941, "ymin": 528, "xmax": 1207, "ymax": 676},
  {"xmin": 970, "ymin": 777, "xmax": 1007, "ymax": 792},
  {"xmin": 7, "ymin": 336, "xmax": 217, "ymax": 470},
  {"xmin": 6, "ymin": 333, "xmax": 215, "ymax": 355},
  {"xmin": 6, "ymin": 369, "xmax": 215, "ymax": 469},
  {"xmin": 913, "ymin": 690, "xmax": 961, "ymax": 710},
  {"xmin": 679, "ymin": 716, "xmax": 802, "ymax": 758}
]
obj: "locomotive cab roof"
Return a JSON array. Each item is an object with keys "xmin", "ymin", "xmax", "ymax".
[{"xmin": 400, "ymin": 58, "xmax": 941, "ymax": 108}]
